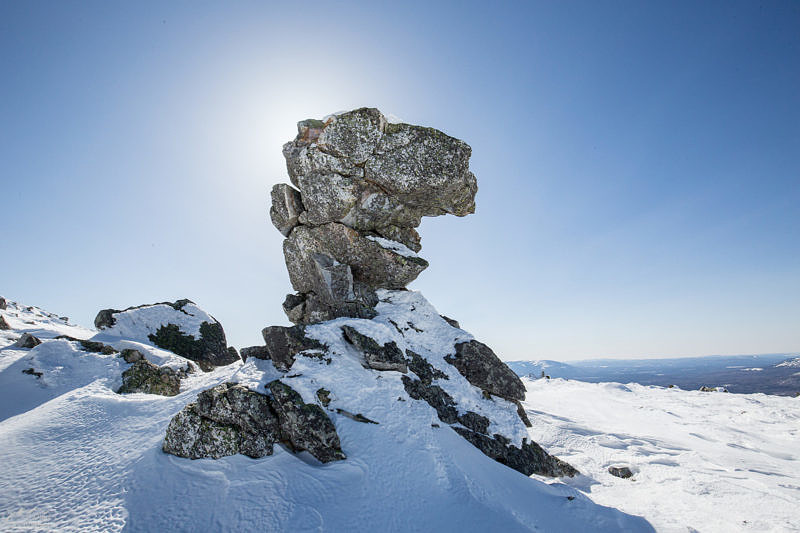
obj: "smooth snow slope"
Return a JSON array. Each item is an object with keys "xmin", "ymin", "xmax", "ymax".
[
  {"xmin": 522, "ymin": 378, "xmax": 800, "ymax": 532},
  {"xmin": 0, "ymin": 298, "xmax": 651, "ymax": 533}
]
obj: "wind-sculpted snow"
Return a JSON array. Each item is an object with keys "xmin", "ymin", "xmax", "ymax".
[
  {"xmin": 0, "ymin": 298, "xmax": 653, "ymax": 532},
  {"xmin": 522, "ymin": 378, "xmax": 800, "ymax": 532}
]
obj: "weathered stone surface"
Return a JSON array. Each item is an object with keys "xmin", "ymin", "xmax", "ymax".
[
  {"xmin": 267, "ymin": 380, "xmax": 345, "ymax": 463},
  {"xmin": 445, "ymin": 340, "xmax": 526, "ymax": 402},
  {"xmin": 261, "ymin": 325, "xmax": 325, "ymax": 371},
  {"xmin": 0, "ymin": 315, "xmax": 10, "ymax": 330},
  {"xmin": 284, "ymin": 223, "xmax": 427, "ymax": 293},
  {"xmin": 609, "ymin": 466, "xmax": 634, "ymax": 479},
  {"xmin": 0, "ymin": 297, "xmax": 6, "ymax": 310},
  {"xmin": 458, "ymin": 411, "xmax": 491, "ymax": 434},
  {"xmin": 342, "ymin": 326, "xmax": 407, "ymax": 372},
  {"xmin": 121, "ymin": 348, "xmax": 144, "ymax": 363},
  {"xmin": 118, "ymin": 359, "xmax": 181, "ymax": 396},
  {"xmin": 453, "ymin": 427, "xmax": 578, "ymax": 478},
  {"xmin": 406, "ymin": 349, "xmax": 449, "ymax": 384},
  {"xmin": 240, "ymin": 345, "xmax": 270, "ymax": 362},
  {"xmin": 270, "ymin": 183, "xmax": 304, "ymax": 237},
  {"xmin": 401, "ymin": 376, "xmax": 458, "ymax": 424},
  {"xmin": 95, "ymin": 299, "xmax": 240, "ymax": 370},
  {"xmin": 275, "ymin": 108, "xmax": 476, "ymax": 324},
  {"xmin": 162, "ymin": 407, "xmax": 239, "ymax": 459},
  {"xmin": 13, "ymin": 333, "xmax": 41, "ymax": 349},
  {"xmin": 366, "ymin": 122, "xmax": 477, "ymax": 217},
  {"xmin": 163, "ymin": 382, "xmax": 280, "ymax": 459}
]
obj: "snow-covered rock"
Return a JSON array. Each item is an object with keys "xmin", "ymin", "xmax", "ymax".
[{"xmin": 94, "ymin": 299, "xmax": 240, "ymax": 369}]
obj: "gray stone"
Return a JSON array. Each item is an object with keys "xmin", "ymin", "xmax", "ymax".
[
  {"xmin": 401, "ymin": 375, "xmax": 459, "ymax": 424},
  {"xmin": 0, "ymin": 297, "xmax": 6, "ymax": 310},
  {"xmin": 282, "ymin": 293, "xmax": 306, "ymax": 323},
  {"xmin": 365, "ymin": 122, "xmax": 477, "ymax": 217},
  {"xmin": 342, "ymin": 325, "xmax": 407, "ymax": 372},
  {"xmin": 608, "ymin": 466, "xmax": 634, "ymax": 479},
  {"xmin": 405, "ymin": 349, "xmax": 448, "ymax": 384},
  {"xmin": 284, "ymin": 223, "xmax": 428, "ymax": 293},
  {"xmin": 445, "ymin": 340, "xmax": 526, "ymax": 401},
  {"xmin": 13, "ymin": 333, "xmax": 41, "ymax": 349},
  {"xmin": 163, "ymin": 382, "xmax": 280, "ymax": 459},
  {"xmin": 261, "ymin": 325, "xmax": 325, "ymax": 371},
  {"xmin": 239, "ymin": 345, "xmax": 270, "ymax": 363},
  {"xmin": 267, "ymin": 380, "xmax": 345, "ymax": 463},
  {"xmin": 453, "ymin": 427, "xmax": 578, "ymax": 478},
  {"xmin": 270, "ymin": 183, "xmax": 305, "ymax": 237},
  {"xmin": 274, "ymin": 108, "xmax": 477, "ymax": 324},
  {"xmin": 458, "ymin": 411, "xmax": 491, "ymax": 434},
  {"xmin": 118, "ymin": 359, "xmax": 181, "ymax": 396},
  {"xmin": 0, "ymin": 315, "xmax": 10, "ymax": 330}
]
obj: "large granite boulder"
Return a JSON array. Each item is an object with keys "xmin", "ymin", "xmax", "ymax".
[
  {"xmin": 445, "ymin": 340, "xmax": 526, "ymax": 402},
  {"xmin": 273, "ymin": 108, "xmax": 477, "ymax": 324},
  {"xmin": 94, "ymin": 299, "xmax": 240, "ymax": 370},
  {"xmin": 163, "ymin": 381, "xmax": 345, "ymax": 463},
  {"xmin": 163, "ymin": 382, "xmax": 280, "ymax": 459}
]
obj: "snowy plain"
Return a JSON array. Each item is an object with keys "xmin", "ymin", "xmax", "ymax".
[{"xmin": 523, "ymin": 378, "xmax": 800, "ymax": 532}]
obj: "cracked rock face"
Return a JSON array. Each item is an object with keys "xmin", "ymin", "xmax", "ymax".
[
  {"xmin": 273, "ymin": 108, "xmax": 477, "ymax": 324},
  {"xmin": 163, "ymin": 381, "xmax": 344, "ymax": 463}
]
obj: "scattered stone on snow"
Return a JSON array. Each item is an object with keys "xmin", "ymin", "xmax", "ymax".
[
  {"xmin": 608, "ymin": 466, "xmax": 634, "ymax": 479},
  {"xmin": 13, "ymin": 333, "xmax": 42, "ymax": 349}
]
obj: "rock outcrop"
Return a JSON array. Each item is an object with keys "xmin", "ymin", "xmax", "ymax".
[
  {"xmin": 163, "ymin": 381, "xmax": 344, "ymax": 463},
  {"xmin": 161, "ymin": 108, "xmax": 574, "ymax": 479},
  {"xmin": 273, "ymin": 108, "xmax": 477, "ymax": 324},
  {"xmin": 95, "ymin": 299, "xmax": 240, "ymax": 370},
  {"xmin": 0, "ymin": 315, "xmax": 10, "ymax": 330},
  {"xmin": 0, "ymin": 297, "xmax": 6, "ymax": 310}
]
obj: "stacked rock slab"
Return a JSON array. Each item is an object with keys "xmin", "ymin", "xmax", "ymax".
[{"xmin": 272, "ymin": 108, "xmax": 477, "ymax": 324}]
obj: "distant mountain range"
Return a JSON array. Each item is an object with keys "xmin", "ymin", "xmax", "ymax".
[{"xmin": 507, "ymin": 354, "xmax": 800, "ymax": 396}]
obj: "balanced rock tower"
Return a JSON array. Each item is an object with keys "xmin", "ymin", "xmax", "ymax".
[
  {"xmin": 163, "ymin": 108, "xmax": 576, "ymax": 478},
  {"xmin": 273, "ymin": 107, "xmax": 476, "ymax": 324}
]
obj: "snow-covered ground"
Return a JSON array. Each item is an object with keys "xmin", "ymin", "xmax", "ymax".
[
  {"xmin": 0, "ymin": 298, "xmax": 650, "ymax": 532},
  {"xmin": 523, "ymin": 378, "xmax": 800, "ymax": 532}
]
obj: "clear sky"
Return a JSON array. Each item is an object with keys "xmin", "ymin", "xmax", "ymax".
[{"xmin": 2, "ymin": 1, "xmax": 798, "ymax": 361}]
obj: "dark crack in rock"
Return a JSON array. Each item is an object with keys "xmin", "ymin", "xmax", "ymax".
[{"xmin": 267, "ymin": 380, "xmax": 345, "ymax": 463}]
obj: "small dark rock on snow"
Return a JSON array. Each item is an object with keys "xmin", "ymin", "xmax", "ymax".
[
  {"xmin": 13, "ymin": 333, "xmax": 42, "ymax": 349},
  {"xmin": 608, "ymin": 466, "xmax": 634, "ymax": 479}
]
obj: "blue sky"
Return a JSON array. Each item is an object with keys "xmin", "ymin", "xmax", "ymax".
[{"xmin": 2, "ymin": 1, "xmax": 798, "ymax": 360}]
